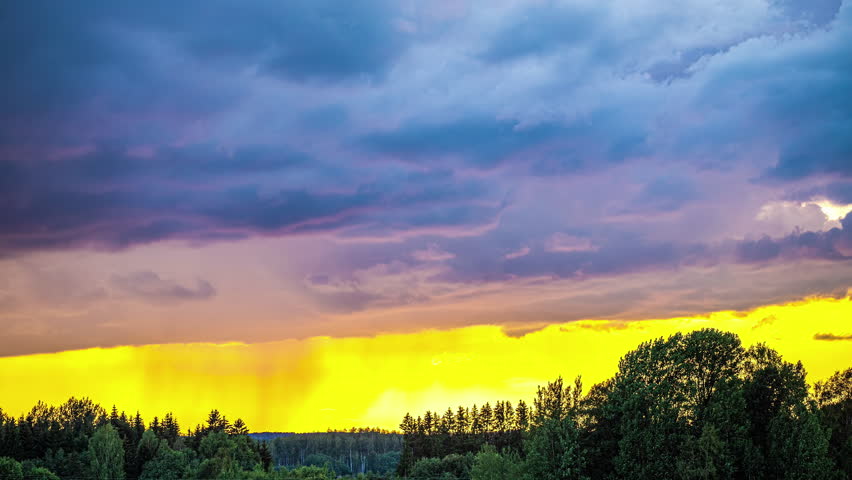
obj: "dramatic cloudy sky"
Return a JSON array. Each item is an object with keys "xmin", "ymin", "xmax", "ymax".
[{"xmin": 2, "ymin": 0, "xmax": 852, "ymax": 360}]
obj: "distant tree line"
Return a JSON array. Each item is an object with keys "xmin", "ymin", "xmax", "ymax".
[
  {"xmin": 398, "ymin": 329, "xmax": 852, "ymax": 480},
  {"xmin": 0, "ymin": 401, "xmax": 395, "ymax": 479},
  {"xmin": 398, "ymin": 397, "xmax": 531, "ymax": 462},
  {"xmin": 269, "ymin": 429, "xmax": 401, "ymax": 476}
]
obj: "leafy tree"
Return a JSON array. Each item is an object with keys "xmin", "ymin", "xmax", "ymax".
[
  {"xmin": 815, "ymin": 367, "xmax": 852, "ymax": 477},
  {"xmin": 470, "ymin": 444, "xmax": 523, "ymax": 480},
  {"xmin": 198, "ymin": 430, "xmax": 262, "ymax": 477},
  {"xmin": 407, "ymin": 453, "xmax": 473, "ymax": 479},
  {"xmin": 136, "ymin": 429, "xmax": 161, "ymax": 473},
  {"xmin": 409, "ymin": 457, "xmax": 445, "ymax": 479},
  {"xmin": 767, "ymin": 402, "xmax": 837, "ymax": 480},
  {"xmin": 21, "ymin": 463, "xmax": 61, "ymax": 480},
  {"xmin": 740, "ymin": 343, "xmax": 836, "ymax": 478},
  {"xmin": 439, "ymin": 452, "xmax": 473, "ymax": 479},
  {"xmin": 42, "ymin": 447, "xmax": 89, "ymax": 479},
  {"xmin": 88, "ymin": 424, "xmax": 125, "ymax": 480},
  {"xmin": 0, "ymin": 412, "xmax": 18, "ymax": 459},
  {"xmin": 578, "ymin": 378, "xmax": 618, "ymax": 479},
  {"xmin": 675, "ymin": 423, "xmax": 725, "ymax": 480},
  {"xmin": 607, "ymin": 330, "xmax": 746, "ymax": 479},
  {"xmin": 139, "ymin": 446, "xmax": 187, "ymax": 480},
  {"xmin": 532, "ymin": 377, "xmax": 573, "ymax": 425},
  {"xmin": 525, "ymin": 417, "xmax": 587, "ymax": 480},
  {"xmin": 0, "ymin": 456, "xmax": 23, "ymax": 480},
  {"xmin": 277, "ymin": 465, "xmax": 335, "ymax": 479}
]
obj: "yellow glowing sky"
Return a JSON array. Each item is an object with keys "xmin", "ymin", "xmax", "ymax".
[{"xmin": 2, "ymin": 295, "xmax": 851, "ymax": 432}]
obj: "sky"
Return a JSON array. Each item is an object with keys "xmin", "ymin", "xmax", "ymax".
[{"xmin": 1, "ymin": 0, "xmax": 852, "ymax": 431}]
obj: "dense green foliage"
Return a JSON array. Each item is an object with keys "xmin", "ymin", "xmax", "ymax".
[
  {"xmin": 815, "ymin": 367, "xmax": 852, "ymax": 476},
  {"xmin": 88, "ymin": 424, "xmax": 125, "ymax": 480},
  {"xmin": 1, "ymin": 329, "xmax": 849, "ymax": 479},
  {"xmin": 0, "ymin": 402, "xmax": 367, "ymax": 479},
  {"xmin": 399, "ymin": 329, "xmax": 851, "ymax": 480},
  {"xmin": 0, "ymin": 398, "xmax": 400, "ymax": 480}
]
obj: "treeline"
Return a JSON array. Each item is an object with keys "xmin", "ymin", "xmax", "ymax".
[
  {"xmin": 0, "ymin": 401, "xmax": 393, "ymax": 479},
  {"xmin": 398, "ymin": 329, "xmax": 852, "ymax": 480},
  {"xmin": 269, "ymin": 429, "xmax": 402, "ymax": 476},
  {"xmin": 398, "ymin": 397, "xmax": 532, "ymax": 461},
  {"xmin": 1, "ymin": 329, "xmax": 849, "ymax": 479}
]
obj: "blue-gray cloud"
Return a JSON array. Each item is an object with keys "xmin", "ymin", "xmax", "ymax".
[
  {"xmin": 360, "ymin": 116, "xmax": 565, "ymax": 169},
  {"xmin": 0, "ymin": 143, "xmax": 502, "ymax": 253},
  {"xmin": 478, "ymin": 3, "xmax": 604, "ymax": 63}
]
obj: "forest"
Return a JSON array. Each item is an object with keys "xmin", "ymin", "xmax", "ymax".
[
  {"xmin": 268, "ymin": 430, "xmax": 401, "ymax": 475},
  {"xmin": 0, "ymin": 328, "xmax": 850, "ymax": 479}
]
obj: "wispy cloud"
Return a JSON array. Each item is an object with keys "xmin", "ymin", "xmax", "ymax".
[
  {"xmin": 814, "ymin": 332, "xmax": 852, "ymax": 341},
  {"xmin": 111, "ymin": 271, "xmax": 216, "ymax": 303}
]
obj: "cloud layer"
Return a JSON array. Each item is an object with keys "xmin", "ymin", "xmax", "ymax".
[{"xmin": 1, "ymin": 0, "xmax": 851, "ymax": 354}]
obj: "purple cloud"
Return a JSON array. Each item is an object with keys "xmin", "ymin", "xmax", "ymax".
[
  {"xmin": 1, "ymin": 0, "xmax": 852, "ymax": 353},
  {"xmin": 111, "ymin": 271, "xmax": 216, "ymax": 303}
]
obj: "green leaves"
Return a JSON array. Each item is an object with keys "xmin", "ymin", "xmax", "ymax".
[
  {"xmin": 524, "ymin": 417, "xmax": 587, "ymax": 480},
  {"xmin": 88, "ymin": 424, "xmax": 125, "ymax": 480}
]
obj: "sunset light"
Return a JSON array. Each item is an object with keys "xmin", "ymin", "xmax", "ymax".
[{"xmin": 2, "ymin": 0, "xmax": 850, "ymax": 478}]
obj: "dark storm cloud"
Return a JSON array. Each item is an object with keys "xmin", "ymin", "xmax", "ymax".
[
  {"xmin": 172, "ymin": 1, "xmax": 405, "ymax": 82},
  {"xmin": 33, "ymin": 145, "xmax": 313, "ymax": 185},
  {"xmin": 359, "ymin": 117, "xmax": 564, "ymax": 169},
  {"xmin": 821, "ymin": 183, "xmax": 852, "ymax": 204},
  {"xmin": 2, "ymin": 0, "xmax": 406, "ymax": 111},
  {"xmin": 338, "ymin": 211, "xmax": 852, "ymax": 305},
  {"xmin": 786, "ymin": 182, "xmax": 852, "ymax": 204},
  {"xmin": 0, "ymin": 143, "xmax": 501, "ymax": 254},
  {"xmin": 486, "ymin": 213, "xmax": 852, "ymax": 282},
  {"xmin": 0, "ymin": 0, "xmax": 409, "ymax": 157},
  {"xmin": 1, "ymin": 0, "xmax": 852, "ymax": 325},
  {"xmin": 360, "ymin": 111, "xmax": 650, "ymax": 173},
  {"xmin": 682, "ymin": 5, "xmax": 852, "ymax": 181},
  {"xmin": 769, "ymin": 123, "xmax": 852, "ymax": 180},
  {"xmin": 478, "ymin": 3, "xmax": 604, "ymax": 63}
]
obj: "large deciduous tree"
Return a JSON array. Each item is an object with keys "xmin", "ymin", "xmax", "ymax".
[{"xmin": 88, "ymin": 424, "xmax": 125, "ymax": 480}]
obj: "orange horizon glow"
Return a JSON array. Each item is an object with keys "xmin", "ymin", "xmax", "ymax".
[{"xmin": 2, "ymin": 295, "xmax": 851, "ymax": 433}]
